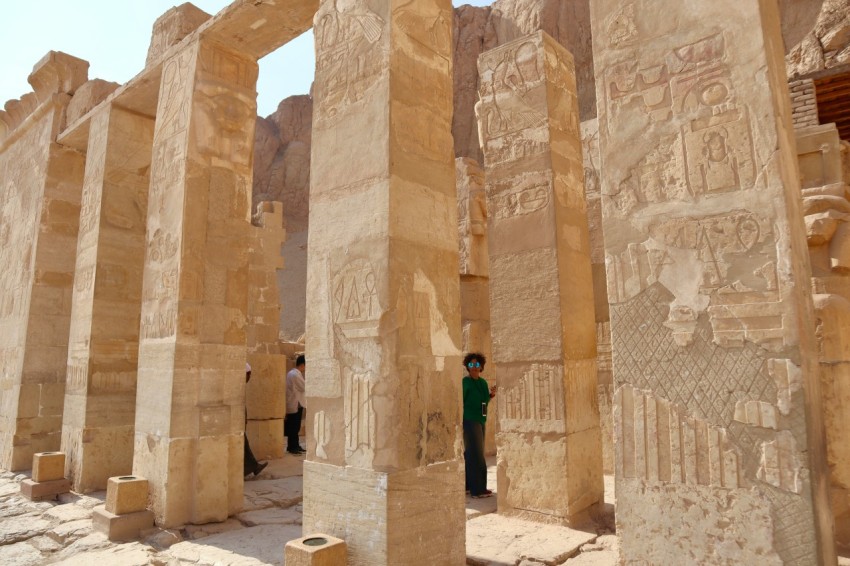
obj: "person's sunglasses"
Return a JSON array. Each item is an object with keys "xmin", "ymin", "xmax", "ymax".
[{"xmin": 467, "ymin": 362, "xmax": 481, "ymax": 368}]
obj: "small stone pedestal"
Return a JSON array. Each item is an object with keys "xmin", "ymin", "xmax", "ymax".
[
  {"xmin": 285, "ymin": 534, "xmax": 346, "ymax": 566},
  {"xmin": 21, "ymin": 452, "xmax": 71, "ymax": 501},
  {"xmin": 92, "ymin": 476, "xmax": 154, "ymax": 541}
]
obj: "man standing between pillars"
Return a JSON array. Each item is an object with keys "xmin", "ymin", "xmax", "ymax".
[{"xmin": 285, "ymin": 355, "xmax": 306, "ymax": 454}]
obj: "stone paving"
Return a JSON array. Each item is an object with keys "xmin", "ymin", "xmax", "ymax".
[{"xmin": 0, "ymin": 455, "xmax": 622, "ymax": 565}]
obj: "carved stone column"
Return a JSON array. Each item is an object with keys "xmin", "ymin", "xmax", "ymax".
[
  {"xmin": 61, "ymin": 105, "xmax": 153, "ymax": 492},
  {"xmin": 798, "ymin": 122, "xmax": 850, "ymax": 549},
  {"xmin": 456, "ymin": 157, "xmax": 495, "ymax": 453},
  {"xmin": 303, "ymin": 0, "xmax": 465, "ymax": 562},
  {"xmin": 476, "ymin": 31, "xmax": 603, "ymax": 525},
  {"xmin": 133, "ymin": 39, "xmax": 258, "ymax": 527},
  {"xmin": 590, "ymin": 0, "xmax": 835, "ymax": 562},
  {"xmin": 246, "ymin": 201, "xmax": 286, "ymax": 460},
  {"xmin": 0, "ymin": 52, "xmax": 88, "ymax": 471}
]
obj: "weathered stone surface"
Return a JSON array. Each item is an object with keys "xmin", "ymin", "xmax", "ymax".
[
  {"xmin": 303, "ymin": 0, "xmax": 464, "ymax": 562},
  {"xmin": 145, "ymin": 3, "xmax": 212, "ymax": 68},
  {"xmin": 786, "ymin": 0, "xmax": 850, "ymax": 76},
  {"xmin": 466, "ymin": 512, "xmax": 596, "ymax": 566},
  {"xmin": 243, "ymin": 476, "xmax": 302, "ymax": 511},
  {"xmin": 253, "ymin": 96, "xmax": 312, "ymax": 342},
  {"xmin": 65, "ymin": 79, "xmax": 119, "ymax": 127},
  {"xmin": 47, "ymin": 519, "xmax": 92, "ymax": 545},
  {"xmin": 167, "ymin": 523, "xmax": 301, "ymax": 566},
  {"xmin": 132, "ymin": 38, "xmax": 259, "ymax": 528},
  {"xmin": 246, "ymin": 202, "xmax": 286, "ymax": 459},
  {"xmin": 0, "ymin": 516, "xmax": 52, "ymax": 545},
  {"xmin": 0, "ymin": 541, "xmax": 43, "ymax": 566},
  {"xmin": 478, "ymin": 32, "xmax": 602, "ymax": 524},
  {"xmin": 184, "ymin": 518, "xmax": 244, "ymax": 540},
  {"xmin": 0, "ymin": 53, "xmax": 88, "ymax": 472},
  {"xmin": 105, "ymin": 476, "xmax": 148, "ymax": 515},
  {"xmin": 32, "ymin": 452, "xmax": 65, "ymax": 483},
  {"xmin": 51, "ymin": 543, "xmax": 154, "ymax": 566},
  {"xmin": 44, "ymin": 503, "xmax": 91, "ymax": 523},
  {"xmin": 62, "ymin": 104, "xmax": 153, "ymax": 493},
  {"xmin": 799, "ymin": 122, "xmax": 850, "ymax": 550},
  {"xmin": 591, "ymin": 0, "xmax": 835, "ymax": 563},
  {"xmin": 286, "ymin": 534, "xmax": 346, "ymax": 566},
  {"xmin": 236, "ymin": 506, "xmax": 301, "ymax": 526}
]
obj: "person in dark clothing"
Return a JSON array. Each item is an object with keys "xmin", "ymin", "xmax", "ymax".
[
  {"xmin": 462, "ymin": 352, "xmax": 495, "ymax": 498},
  {"xmin": 285, "ymin": 355, "xmax": 306, "ymax": 454},
  {"xmin": 244, "ymin": 363, "xmax": 268, "ymax": 477}
]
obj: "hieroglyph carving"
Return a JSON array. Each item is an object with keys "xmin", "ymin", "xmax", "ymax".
[
  {"xmin": 333, "ymin": 258, "xmax": 379, "ymax": 333},
  {"xmin": 78, "ymin": 112, "xmax": 108, "ymax": 245},
  {"xmin": 757, "ymin": 431, "xmax": 802, "ymax": 494},
  {"xmin": 603, "ymin": 34, "xmax": 756, "ymax": 218},
  {"xmin": 615, "ymin": 386, "xmax": 741, "ymax": 488},
  {"xmin": 476, "ymin": 40, "xmax": 546, "ymax": 166},
  {"xmin": 344, "ymin": 369, "xmax": 374, "ymax": 461},
  {"xmin": 313, "ymin": 0, "xmax": 386, "ymax": 129},
  {"xmin": 149, "ymin": 49, "xmax": 193, "ymax": 216},
  {"xmin": 314, "ymin": 410, "xmax": 329, "ymax": 460},
  {"xmin": 500, "ymin": 363, "xmax": 565, "ymax": 433}
]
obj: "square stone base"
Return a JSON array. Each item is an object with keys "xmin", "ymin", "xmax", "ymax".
[
  {"xmin": 302, "ymin": 459, "xmax": 465, "ymax": 565},
  {"xmin": 285, "ymin": 534, "xmax": 347, "ymax": 565},
  {"xmin": 20, "ymin": 478, "xmax": 71, "ymax": 501},
  {"xmin": 92, "ymin": 507, "xmax": 154, "ymax": 542}
]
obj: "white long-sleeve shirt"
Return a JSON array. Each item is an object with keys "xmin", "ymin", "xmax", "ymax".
[{"xmin": 286, "ymin": 367, "xmax": 305, "ymax": 414}]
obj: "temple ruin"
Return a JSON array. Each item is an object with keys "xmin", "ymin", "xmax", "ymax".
[{"xmin": 2, "ymin": 0, "xmax": 850, "ymax": 564}]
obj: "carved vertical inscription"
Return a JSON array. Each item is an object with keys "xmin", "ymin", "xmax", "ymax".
[
  {"xmin": 603, "ymin": 33, "xmax": 757, "ymax": 219},
  {"xmin": 476, "ymin": 40, "xmax": 547, "ymax": 167},
  {"xmin": 344, "ymin": 369, "xmax": 374, "ymax": 461},
  {"xmin": 615, "ymin": 386, "xmax": 740, "ymax": 488},
  {"xmin": 313, "ymin": 0, "xmax": 386, "ymax": 129}
]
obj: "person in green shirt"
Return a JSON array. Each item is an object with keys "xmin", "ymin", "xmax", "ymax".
[{"xmin": 462, "ymin": 352, "xmax": 496, "ymax": 498}]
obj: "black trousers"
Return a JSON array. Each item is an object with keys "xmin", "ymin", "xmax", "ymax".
[
  {"xmin": 463, "ymin": 419, "xmax": 487, "ymax": 495},
  {"xmin": 244, "ymin": 433, "xmax": 259, "ymax": 475},
  {"xmin": 284, "ymin": 406, "xmax": 303, "ymax": 451}
]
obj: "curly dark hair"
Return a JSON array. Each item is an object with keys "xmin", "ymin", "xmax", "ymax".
[{"xmin": 463, "ymin": 352, "xmax": 486, "ymax": 369}]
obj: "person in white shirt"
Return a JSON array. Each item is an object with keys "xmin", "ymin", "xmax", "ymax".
[{"xmin": 285, "ymin": 355, "xmax": 306, "ymax": 454}]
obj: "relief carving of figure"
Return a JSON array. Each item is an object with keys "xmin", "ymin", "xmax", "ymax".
[{"xmin": 314, "ymin": 0, "xmax": 385, "ymax": 124}]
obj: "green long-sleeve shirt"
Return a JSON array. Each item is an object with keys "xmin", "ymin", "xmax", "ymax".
[{"xmin": 462, "ymin": 375, "xmax": 490, "ymax": 424}]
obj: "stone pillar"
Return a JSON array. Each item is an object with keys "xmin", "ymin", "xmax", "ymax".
[
  {"xmin": 581, "ymin": 117, "xmax": 615, "ymax": 474},
  {"xmin": 456, "ymin": 157, "xmax": 496, "ymax": 454},
  {"xmin": 798, "ymin": 122, "xmax": 850, "ymax": 549},
  {"xmin": 0, "ymin": 52, "xmax": 89, "ymax": 471},
  {"xmin": 133, "ymin": 39, "xmax": 258, "ymax": 527},
  {"xmin": 61, "ymin": 105, "xmax": 154, "ymax": 492},
  {"xmin": 246, "ymin": 201, "xmax": 286, "ymax": 460},
  {"xmin": 475, "ymin": 31, "xmax": 603, "ymax": 525},
  {"xmin": 590, "ymin": 1, "xmax": 835, "ymax": 562},
  {"xmin": 303, "ymin": 0, "xmax": 465, "ymax": 563}
]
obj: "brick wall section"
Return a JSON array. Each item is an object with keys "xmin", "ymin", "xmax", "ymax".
[{"xmin": 790, "ymin": 78, "xmax": 819, "ymax": 129}]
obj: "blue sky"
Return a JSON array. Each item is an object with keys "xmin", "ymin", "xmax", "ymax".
[{"xmin": 1, "ymin": 1, "xmax": 491, "ymax": 117}]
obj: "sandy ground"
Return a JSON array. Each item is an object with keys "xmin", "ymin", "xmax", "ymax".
[{"xmin": 0, "ymin": 455, "xmax": 618, "ymax": 565}]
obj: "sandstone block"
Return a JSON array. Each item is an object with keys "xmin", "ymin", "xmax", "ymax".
[
  {"xmin": 20, "ymin": 478, "xmax": 71, "ymax": 501},
  {"xmin": 32, "ymin": 451, "xmax": 65, "ymax": 482},
  {"xmin": 145, "ymin": 3, "xmax": 211, "ymax": 68},
  {"xmin": 284, "ymin": 534, "xmax": 347, "ymax": 566},
  {"xmin": 105, "ymin": 476, "xmax": 149, "ymax": 515},
  {"xmin": 92, "ymin": 506, "xmax": 154, "ymax": 542}
]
